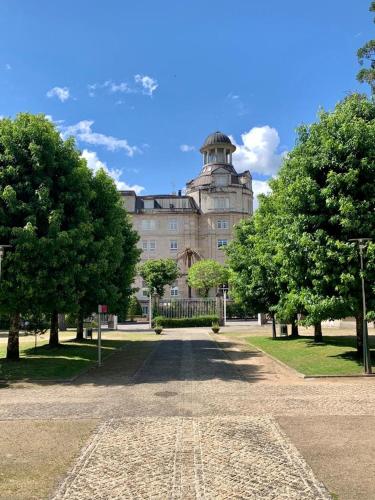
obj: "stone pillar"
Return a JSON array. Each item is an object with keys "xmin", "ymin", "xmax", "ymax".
[
  {"xmin": 216, "ymin": 294, "xmax": 224, "ymax": 326},
  {"xmin": 257, "ymin": 313, "xmax": 267, "ymax": 325},
  {"xmin": 108, "ymin": 315, "xmax": 118, "ymax": 330}
]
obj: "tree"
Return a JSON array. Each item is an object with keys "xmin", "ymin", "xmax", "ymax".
[
  {"xmin": 226, "ymin": 210, "xmax": 281, "ymax": 338},
  {"xmin": 187, "ymin": 259, "xmax": 228, "ymax": 297},
  {"xmin": 127, "ymin": 295, "xmax": 142, "ymax": 321},
  {"xmin": 357, "ymin": 2, "xmax": 375, "ymax": 94},
  {"xmin": 269, "ymin": 94, "xmax": 375, "ymax": 351},
  {"xmin": 138, "ymin": 258, "xmax": 179, "ymax": 297},
  {"xmin": 74, "ymin": 169, "xmax": 140, "ymax": 339},
  {"xmin": 0, "ymin": 114, "xmax": 92, "ymax": 359},
  {"xmin": 176, "ymin": 247, "xmax": 202, "ymax": 298}
]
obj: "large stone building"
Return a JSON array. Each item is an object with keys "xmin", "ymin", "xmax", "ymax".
[{"xmin": 121, "ymin": 131, "xmax": 253, "ymax": 314}]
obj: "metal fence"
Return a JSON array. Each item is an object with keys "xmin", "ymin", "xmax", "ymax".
[{"xmin": 155, "ymin": 298, "xmax": 219, "ymax": 318}]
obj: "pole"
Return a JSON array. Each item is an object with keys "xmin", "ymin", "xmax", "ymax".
[
  {"xmin": 149, "ymin": 293, "xmax": 152, "ymax": 329},
  {"xmin": 98, "ymin": 311, "xmax": 102, "ymax": 367},
  {"xmin": 223, "ymin": 290, "xmax": 227, "ymax": 326},
  {"xmin": 349, "ymin": 238, "xmax": 372, "ymax": 375},
  {"xmin": 359, "ymin": 243, "xmax": 371, "ymax": 374}
]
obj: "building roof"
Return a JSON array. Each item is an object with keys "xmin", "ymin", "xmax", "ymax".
[{"xmin": 202, "ymin": 131, "xmax": 232, "ymax": 148}]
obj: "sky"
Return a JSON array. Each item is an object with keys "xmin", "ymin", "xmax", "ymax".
[{"xmin": 0, "ymin": 0, "xmax": 373, "ymax": 206}]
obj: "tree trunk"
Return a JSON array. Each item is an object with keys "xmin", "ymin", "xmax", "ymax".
[
  {"xmin": 271, "ymin": 314, "xmax": 276, "ymax": 339},
  {"xmin": 76, "ymin": 309, "xmax": 84, "ymax": 340},
  {"xmin": 290, "ymin": 317, "xmax": 299, "ymax": 338},
  {"xmin": 58, "ymin": 313, "xmax": 66, "ymax": 331},
  {"xmin": 49, "ymin": 310, "xmax": 59, "ymax": 347},
  {"xmin": 314, "ymin": 322, "xmax": 323, "ymax": 343},
  {"xmin": 356, "ymin": 313, "xmax": 363, "ymax": 358},
  {"xmin": 6, "ymin": 312, "xmax": 20, "ymax": 361}
]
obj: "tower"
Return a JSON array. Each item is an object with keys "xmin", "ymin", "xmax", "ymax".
[{"xmin": 186, "ymin": 131, "xmax": 253, "ymax": 264}]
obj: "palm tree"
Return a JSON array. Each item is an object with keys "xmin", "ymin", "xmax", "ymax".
[{"xmin": 176, "ymin": 247, "xmax": 202, "ymax": 298}]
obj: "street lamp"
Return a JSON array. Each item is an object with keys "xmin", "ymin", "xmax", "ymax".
[
  {"xmin": 0, "ymin": 245, "xmax": 12, "ymax": 280},
  {"xmin": 349, "ymin": 238, "xmax": 372, "ymax": 374}
]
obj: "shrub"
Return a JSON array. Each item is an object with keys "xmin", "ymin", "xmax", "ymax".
[{"xmin": 153, "ymin": 315, "xmax": 219, "ymax": 328}]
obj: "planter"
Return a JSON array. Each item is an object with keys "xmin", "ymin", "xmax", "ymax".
[
  {"xmin": 211, "ymin": 327, "xmax": 220, "ymax": 334},
  {"xmin": 154, "ymin": 328, "xmax": 163, "ymax": 335}
]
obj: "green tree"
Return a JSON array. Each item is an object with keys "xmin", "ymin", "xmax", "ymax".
[
  {"xmin": 0, "ymin": 114, "xmax": 92, "ymax": 359},
  {"xmin": 74, "ymin": 169, "xmax": 140, "ymax": 339},
  {"xmin": 357, "ymin": 2, "xmax": 375, "ymax": 94},
  {"xmin": 270, "ymin": 94, "xmax": 375, "ymax": 351},
  {"xmin": 226, "ymin": 208, "xmax": 281, "ymax": 338},
  {"xmin": 127, "ymin": 295, "xmax": 142, "ymax": 321},
  {"xmin": 187, "ymin": 259, "xmax": 228, "ymax": 297},
  {"xmin": 139, "ymin": 258, "xmax": 179, "ymax": 297}
]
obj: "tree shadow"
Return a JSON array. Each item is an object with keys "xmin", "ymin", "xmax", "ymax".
[{"xmin": 0, "ymin": 336, "xmax": 268, "ymax": 388}]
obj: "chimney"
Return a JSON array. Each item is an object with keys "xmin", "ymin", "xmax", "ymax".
[{"xmin": 178, "ymin": 189, "xmax": 182, "ymax": 197}]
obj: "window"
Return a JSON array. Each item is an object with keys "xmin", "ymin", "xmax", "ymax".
[
  {"xmin": 149, "ymin": 240, "xmax": 156, "ymax": 252},
  {"xmin": 142, "ymin": 240, "xmax": 148, "ymax": 251},
  {"xmin": 214, "ymin": 197, "xmax": 230, "ymax": 209},
  {"xmin": 217, "ymin": 239, "xmax": 228, "ymax": 249},
  {"xmin": 141, "ymin": 305, "xmax": 148, "ymax": 316},
  {"xmin": 170, "ymin": 286, "xmax": 179, "ymax": 297},
  {"xmin": 141, "ymin": 219, "xmax": 155, "ymax": 230},
  {"xmin": 216, "ymin": 175, "xmax": 227, "ymax": 186},
  {"xmin": 142, "ymin": 288, "xmax": 149, "ymax": 297},
  {"xmin": 170, "ymin": 240, "xmax": 178, "ymax": 251},
  {"xmin": 144, "ymin": 199, "xmax": 154, "ymax": 209},
  {"xmin": 168, "ymin": 219, "xmax": 177, "ymax": 231},
  {"xmin": 217, "ymin": 220, "xmax": 229, "ymax": 229}
]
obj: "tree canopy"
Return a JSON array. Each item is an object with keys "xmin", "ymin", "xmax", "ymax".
[
  {"xmin": 187, "ymin": 259, "xmax": 228, "ymax": 297},
  {"xmin": 357, "ymin": 2, "xmax": 375, "ymax": 93},
  {"xmin": 227, "ymin": 94, "xmax": 375, "ymax": 349},
  {"xmin": 138, "ymin": 258, "xmax": 179, "ymax": 297},
  {"xmin": 0, "ymin": 113, "xmax": 140, "ymax": 358}
]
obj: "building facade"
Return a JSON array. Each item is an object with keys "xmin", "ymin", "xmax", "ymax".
[{"xmin": 121, "ymin": 131, "xmax": 253, "ymax": 314}]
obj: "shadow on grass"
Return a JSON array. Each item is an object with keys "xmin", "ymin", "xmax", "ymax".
[{"xmin": 0, "ymin": 336, "xmax": 268, "ymax": 388}]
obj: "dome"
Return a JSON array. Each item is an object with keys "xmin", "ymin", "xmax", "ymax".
[{"xmin": 202, "ymin": 131, "xmax": 232, "ymax": 148}]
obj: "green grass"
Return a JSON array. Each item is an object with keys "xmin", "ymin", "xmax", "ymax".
[
  {"xmin": 245, "ymin": 335, "xmax": 375, "ymax": 376},
  {"xmin": 0, "ymin": 334, "xmax": 155, "ymax": 380}
]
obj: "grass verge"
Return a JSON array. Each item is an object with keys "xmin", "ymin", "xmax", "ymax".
[
  {"xmin": 0, "ymin": 333, "xmax": 156, "ymax": 380},
  {"xmin": 245, "ymin": 335, "xmax": 375, "ymax": 376}
]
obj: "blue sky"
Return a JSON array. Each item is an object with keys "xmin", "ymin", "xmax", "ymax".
[{"xmin": 0, "ymin": 0, "xmax": 372, "ymax": 203}]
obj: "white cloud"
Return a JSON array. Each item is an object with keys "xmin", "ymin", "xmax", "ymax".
[
  {"xmin": 5, "ymin": 63, "xmax": 11, "ymax": 70},
  {"xmin": 81, "ymin": 150, "xmax": 145, "ymax": 194},
  {"xmin": 180, "ymin": 144, "xmax": 195, "ymax": 152},
  {"xmin": 61, "ymin": 120, "xmax": 140, "ymax": 157},
  {"xmin": 252, "ymin": 179, "xmax": 272, "ymax": 210},
  {"xmin": 134, "ymin": 74, "xmax": 158, "ymax": 96},
  {"xmin": 231, "ymin": 126, "xmax": 286, "ymax": 176},
  {"xmin": 46, "ymin": 86, "xmax": 71, "ymax": 102}
]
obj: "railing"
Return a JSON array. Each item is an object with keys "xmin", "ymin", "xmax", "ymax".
[{"xmin": 155, "ymin": 298, "xmax": 218, "ymax": 318}]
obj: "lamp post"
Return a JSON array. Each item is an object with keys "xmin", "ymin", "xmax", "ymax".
[
  {"xmin": 0, "ymin": 245, "xmax": 12, "ymax": 280},
  {"xmin": 349, "ymin": 238, "xmax": 372, "ymax": 374}
]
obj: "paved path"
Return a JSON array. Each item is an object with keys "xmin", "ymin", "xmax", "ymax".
[
  {"xmin": 49, "ymin": 332, "xmax": 328, "ymax": 499},
  {"xmin": 2, "ymin": 331, "xmax": 375, "ymax": 498}
]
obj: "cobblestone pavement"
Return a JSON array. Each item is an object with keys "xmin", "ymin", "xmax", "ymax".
[{"xmin": 2, "ymin": 331, "xmax": 375, "ymax": 498}]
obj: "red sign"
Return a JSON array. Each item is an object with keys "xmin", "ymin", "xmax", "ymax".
[{"xmin": 98, "ymin": 305, "xmax": 108, "ymax": 313}]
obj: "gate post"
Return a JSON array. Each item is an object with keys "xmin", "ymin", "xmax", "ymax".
[{"xmin": 216, "ymin": 293, "xmax": 224, "ymax": 326}]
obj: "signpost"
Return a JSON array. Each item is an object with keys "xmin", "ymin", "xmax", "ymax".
[{"xmin": 97, "ymin": 304, "xmax": 108, "ymax": 367}]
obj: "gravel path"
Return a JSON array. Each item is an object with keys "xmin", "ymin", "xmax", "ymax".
[{"xmin": 2, "ymin": 330, "xmax": 374, "ymax": 498}]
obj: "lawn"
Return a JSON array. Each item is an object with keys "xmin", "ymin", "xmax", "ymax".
[
  {"xmin": 245, "ymin": 335, "xmax": 375, "ymax": 376},
  {"xmin": 0, "ymin": 332, "xmax": 156, "ymax": 381}
]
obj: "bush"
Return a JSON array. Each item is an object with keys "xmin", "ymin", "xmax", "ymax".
[{"xmin": 153, "ymin": 315, "xmax": 219, "ymax": 328}]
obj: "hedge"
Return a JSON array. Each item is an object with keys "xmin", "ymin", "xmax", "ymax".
[{"xmin": 153, "ymin": 315, "xmax": 219, "ymax": 328}]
